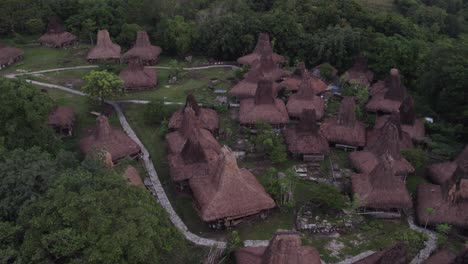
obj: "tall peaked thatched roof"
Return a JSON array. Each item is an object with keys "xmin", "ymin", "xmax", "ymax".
[
  {"xmin": 280, "ymin": 62, "xmax": 327, "ymax": 93},
  {"xmin": 367, "ymin": 112, "xmax": 414, "ymax": 150},
  {"xmin": 87, "ymin": 30, "xmax": 121, "ymax": 61},
  {"xmin": 124, "ymin": 165, "xmax": 144, "ymax": 186},
  {"xmin": 47, "ymin": 106, "xmax": 75, "ymax": 128},
  {"xmin": 168, "ymin": 94, "xmax": 219, "ymax": 132},
  {"xmin": 286, "ymin": 75, "xmax": 325, "ymax": 119},
  {"xmin": 189, "ymin": 146, "xmax": 275, "ymax": 222},
  {"xmin": 384, "ymin": 69, "xmax": 406, "ymax": 101},
  {"xmin": 237, "ymin": 33, "xmax": 285, "ymax": 66},
  {"xmin": 397, "ymin": 96, "xmax": 426, "ymax": 141},
  {"xmin": 368, "ymin": 116, "xmax": 402, "ymax": 159},
  {"xmin": 122, "ymin": 31, "xmax": 162, "ymax": 64},
  {"xmin": 119, "ymin": 59, "xmax": 157, "ymax": 90},
  {"xmin": 423, "ymin": 249, "xmax": 457, "ymax": 264},
  {"xmin": 0, "ymin": 43, "xmax": 23, "ymax": 66},
  {"xmin": 427, "ymin": 145, "xmax": 468, "ymax": 185},
  {"xmin": 366, "ymin": 69, "xmax": 407, "ymax": 113},
  {"xmin": 338, "ymin": 97, "xmax": 357, "ymax": 126},
  {"xmin": 353, "ymin": 243, "xmax": 407, "ymax": 264},
  {"xmin": 343, "ymin": 56, "xmax": 374, "ymax": 86},
  {"xmin": 38, "ymin": 17, "xmax": 77, "ymax": 47}
]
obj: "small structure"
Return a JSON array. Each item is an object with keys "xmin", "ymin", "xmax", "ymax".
[
  {"xmin": 38, "ymin": 17, "xmax": 77, "ymax": 48},
  {"xmin": 80, "ymin": 115, "xmax": 141, "ymax": 162},
  {"xmin": 286, "ymin": 74, "xmax": 325, "ymax": 119},
  {"xmin": 280, "ymin": 62, "xmax": 327, "ymax": 94},
  {"xmin": 321, "ymin": 97, "xmax": 366, "ymax": 148},
  {"xmin": 168, "ymin": 94, "xmax": 219, "ymax": 133},
  {"xmin": 119, "ymin": 58, "xmax": 157, "ymax": 91},
  {"xmin": 351, "ymin": 154, "xmax": 412, "ymax": 211},
  {"xmin": 283, "ymin": 109, "xmax": 330, "ymax": 161},
  {"xmin": 366, "ymin": 69, "xmax": 407, "ymax": 113},
  {"xmin": 0, "ymin": 43, "xmax": 23, "ymax": 69},
  {"xmin": 427, "ymin": 145, "xmax": 468, "ymax": 185},
  {"xmin": 342, "ymin": 56, "xmax": 374, "ymax": 86},
  {"xmin": 124, "ymin": 165, "xmax": 144, "ymax": 186},
  {"xmin": 367, "ymin": 112, "xmax": 413, "ymax": 150},
  {"xmin": 237, "ymin": 33, "xmax": 284, "ymax": 66},
  {"xmin": 238, "ymin": 79, "xmax": 289, "ymax": 127},
  {"xmin": 399, "ymin": 96, "xmax": 425, "ymax": 142},
  {"xmin": 87, "ymin": 30, "xmax": 121, "ymax": 62},
  {"xmin": 122, "ymin": 31, "xmax": 162, "ymax": 65},
  {"xmin": 189, "ymin": 146, "xmax": 275, "ymax": 227},
  {"xmin": 352, "ymin": 242, "xmax": 407, "ymax": 264},
  {"xmin": 47, "ymin": 106, "xmax": 75, "ymax": 137},
  {"xmin": 235, "ymin": 230, "xmax": 322, "ymax": 264}
]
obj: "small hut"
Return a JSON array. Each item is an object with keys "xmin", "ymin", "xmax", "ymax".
[
  {"xmin": 238, "ymin": 79, "xmax": 289, "ymax": 127},
  {"xmin": 47, "ymin": 106, "xmax": 75, "ymax": 137},
  {"xmin": 283, "ymin": 109, "xmax": 329, "ymax": 161},
  {"xmin": 119, "ymin": 59, "xmax": 157, "ymax": 91},
  {"xmin": 237, "ymin": 33, "xmax": 284, "ymax": 66},
  {"xmin": 351, "ymin": 154, "xmax": 412, "ymax": 210},
  {"xmin": 321, "ymin": 97, "xmax": 366, "ymax": 149},
  {"xmin": 399, "ymin": 96, "xmax": 425, "ymax": 142},
  {"xmin": 366, "ymin": 69, "xmax": 407, "ymax": 113},
  {"xmin": 352, "ymin": 242, "xmax": 407, "ymax": 264},
  {"xmin": 280, "ymin": 62, "xmax": 327, "ymax": 93},
  {"xmin": 235, "ymin": 230, "xmax": 322, "ymax": 264},
  {"xmin": 168, "ymin": 94, "xmax": 219, "ymax": 133},
  {"xmin": 38, "ymin": 17, "xmax": 77, "ymax": 48},
  {"xmin": 427, "ymin": 145, "xmax": 468, "ymax": 185},
  {"xmin": 367, "ymin": 112, "xmax": 413, "ymax": 150},
  {"xmin": 122, "ymin": 31, "xmax": 162, "ymax": 65},
  {"xmin": 87, "ymin": 30, "xmax": 121, "ymax": 62},
  {"xmin": 349, "ymin": 117, "xmax": 414, "ymax": 176},
  {"xmin": 189, "ymin": 146, "xmax": 275, "ymax": 226},
  {"xmin": 124, "ymin": 165, "xmax": 144, "ymax": 186},
  {"xmin": 286, "ymin": 74, "xmax": 326, "ymax": 119},
  {"xmin": 80, "ymin": 115, "xmax": 141, "ymax": 162},
  {"xmin": 342, "ymin": 56, "xmax": 374, "ymax": 86},
  {"xmin": 0, "ymin": 43, "xmax": 23, "ymax": 69}
]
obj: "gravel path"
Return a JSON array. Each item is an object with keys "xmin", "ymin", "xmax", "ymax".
[{"xmin": 408, "ymin": 216, "xmax": 438, "ymax": 264}]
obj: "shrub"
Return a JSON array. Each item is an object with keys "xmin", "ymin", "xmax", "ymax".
[
  {"xmin": 143, "ymin": 101, "xmax": 175, "ymax": 125},
  {"xmin": 25, "ymin": 18, "xmax": 44, "ymax": 35},
  {"xmin": 401, "ymin": 148, "xmax": 428, "ymax": 173}
]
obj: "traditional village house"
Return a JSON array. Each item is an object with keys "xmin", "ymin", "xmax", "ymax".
[
  {"xmin": 235, "ymin": 230, "xmax": 322, "ymax": 264},
  {"xmin": 352, "ymin": 242, "xmax": 407, "ymax": 264},
  {"xmin": 122, "ymin": 31, "xmax": 162, "ymax": 65},
  {"xmin": 283, "ymin": 109, "xmax": 329, "ymax": 161},
  {"xmin": 47, "ymin": 106, "xmax": 75, "ymax": 137},
  {"xmin": 351, "ymin": 154, "xmax": 413, "ymax": 211},
  {"xmin": 366, "ymin": 68, "xmax": 407, "ymax": 113},
  {"xmin": 321, "ymin": 97, "xmax": 366, "ymax": 149},
  {"xmin": 0, "ymin": 43, "xmax": 23, "ymax": 69},
  {"xmin": 119, "ymin": 58, "xmax": 157, "ymax": 91},
  {"xmin": 280, "ymin": 62, "xmax": 327, "ymax": 94},
  {"xmin": 417, "ymin": 166, "xmax": 468, "ymax": 229},
  {"xmin": 424, "ymin": 247, "xmax": 468, "ymax": 264},
  {"xmin": 169, "ymin": 94, "xmax": 219, "ymax": 133},
  {"xmin": 286, "ymin": 74, "xmax": 325, "ymax": 120},
  {"xmin": 238, "ymin": 79, "xmax": 289, "ymax": 128},
  {"xmin": 399, "ymin": 96, "xmax": 425, "ymax": 142},
  {"xmin": 349, "ymin": 117, "xmax": 414, "ymax": 176},
  {"xmin": 80, "ymin": 115, "xmax": 141, "ymax": 162},
  {"xmin": 38, "ymin": 17, "xmax": 77, "ymax": 48},
  {"xmin": 124, "ymin": 165, "xmax": 144, "ymax": 186},
  {"xmin": 342, "ymin": 56, "xmax": 374, "ymax": 86},
  {"xmin": 86, "ymin": 30, "xmax": 121, "ymax": 62},
  {"xmin": 188, "ymin": 146, "xmax": 275, "ymax": 227},
  {"xmin": 427, "ymin": 145, "xmax": 468, "ymax": 185},
  {"xmin": 367, "ymin": 112, "xmax": 414, "ymax": 150},
  {"xmin": 237, "ymin": 33, "xmax": 284, "ymax": 66}
]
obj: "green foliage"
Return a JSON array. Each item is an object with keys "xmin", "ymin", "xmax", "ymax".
[
  {"xmin": 436, "ymin": 223, "xmax": 451, "ymax": 247},
  {"xmin": 235, "ymin": 65, "xmax": 250, "ymax": 80},
  {"xmin": 117, "ymin": 23, "xmax": 143, "ymax": 47},
  {"xmin": 82, "ymin": 70, "xmax": 123, "ymax": 104},
  {"xmin": 253, "ymin": 122, "xmax": 287, "ymax": 164},
  {"xmin": 169, "ymin": 59, "xmax": 184, "ymax": 80},
  {"xmin": 25, "ymin": 18, "xmax": 45, "ymax": 34},
  {"xmin": 226, "ymin": 230, "xmax": 242, "ymax": 254},
  {"xmin": 319, "ymin": 63, "xmax": 335, "ymax": 81},
  {"xmin": 158, "ymin": 15, "xmax": 198, "ymax": 56},
  {"xmin": 302, "ymin": 182, "xmax": 348, "ymax": 210},
  {"xmin": 98, "ymin": 61, "xmax": 125, "ymax": 74},
  {"xmin": 143, "ymin": 101, "xmax": 175, "ymax": 125},
  {"xmin": 340, "ymin": 81, "xmax": 369, "ymax": 106},
  {"xmin": 401, "ymin": 148, "xmax": 428, "ymax": 173},
  {"xmin": 264, "ymin": 168, "xmax": 298, "ymax": 209},
  {"xmin": 0, "ymin": 221, "xmax": 22, "ymax": 263},
  {"xmin": 159, "ymin": 120, "xmax": 170, "ymax": 137},
  {"xmin": 81, "ymin": 148, "xmax": 110, "ymax": 173}
]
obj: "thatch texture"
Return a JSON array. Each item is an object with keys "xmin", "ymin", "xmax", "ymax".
[
  {"xmin": 367, "ymin": 113, "xmax": 414, "ymax": 150},
  {"xmin": 122, "ymin": 31, "xmax": 162, "ymax": 65},
  {"xmin": 47, "ymin": 106, "xmax": 75, "ymax": 135},
  {"xmin": 342, "ymin": 56, "xmax": 374, "ymax": 86},
  {"xmin": 366, "ymin": 69, "xmax": 407, "ymax": 113},
  {"xmin": 87, "ymin": 30, "xmax": 121, "ymax": 61},
  {"xmin": 321, "ymin": 97, "xmax": 366, "ymax": 147},
  {"xmin": 168, "ymin": 94, "xmax": 219, "ymax": 132},
  {"xmin": 352, "ymin": 155, "xmax": 412, "ymax": 210},
  {"xmin": 423, "ymin": 249, "xmax": 457, "ymax": 264},
  {"xmin": 237, "ymin": 33, "xmax": 284, "ymax": 66},
  {"xmin": 353, "ymin": 243, "xmax": 407, "ymax": 264},
  {"xmin": 0, "ymin": 43, "xmax": 23, "ymax": 67},
  {"xmin": 286, "ymin": 75, "xmax": 325, "ymax": 119},
  {"xmin": 239, "ymin": 79, "xmax": 289, "ymax": 125},
  {"xmin": 80, "ymin": 115, "xmax": 141, "ymax": 162},
  {"xmin": 427, "ymin": 146, "xmax": 468, "ymax": 185},
  {"xmin": 38, "ymin": 17, "xmax": 77, "ymax": 47},
  {"xmin": 283, "ymin": 110, "xmax": 330, "ymax": 156},
  {"xmin": 119, "ymin": 59, "xmax": 157, "ymax": 91},
  {"xmin": 399, "ymin": 96, "xmax": 425, "ymax": 141},
  {"xmin": 124, "ymin": 165, "xmax": 144, "ymax": 186},
  {"xmin": 189, "ymin": 146, "xmax": 275, "ymax": 222},
  {"xmin": 280, "ymin": 62, "xmax": 327, "ymax": 94}
]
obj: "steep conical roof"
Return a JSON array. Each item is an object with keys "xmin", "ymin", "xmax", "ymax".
[
  {"xmin": 87, "ymin": 30, "xmax": 121, "ymax": 60},
  {"xmin": 368, "ymin": 154, "xmax": 399, "ymax": 189},
  {"xmin": 293, "ymin": 62, "xmax": 308, "ymax": 77},
  {"xmin": 296, "ymin": 75, "xmax": 316, "ymax": 100},
  {"xmin": 337, "ymin": 97, "xmax": 357, "ymax": 127},
  {"xmin": 45, "ymin": 17, "xmax": 65, "ymax": 34},
  {"xmin": 384, "ymin": 69, "xmax": 406, "ymax": 101},
  {"xmin": 296, "ymin": 109, "xmax": 319, "ymax": 134},
  {"xmin": 184, "ymin": 94, "xmax": 202, "ymax": 116},
  {"xmin": 399, "ymin": 96, "xmax": 416, "ymax": 125},
  {"xmin": 180, "ymin": 133, "xmax": 208, "ymax": 164},
  {"xmin": 95, "ymin": 115, "xmax": 112, "ymax": 139},
  {"xmin": 237, "ymin": 33, "xmax": 285, "ymax": 66},
  {"xmin": 122, "ymin": 31, "xmax": 162, "ymax": 63},
  {"xmin": 368, "ymin": 115, "xmax": 401, "ymax": 159},
  {"xmin": 254, "ymin": 79, "xmax": 276, "ymax": 105},
  {"xmin": 179, "ymin": 107, "xmax": 202, "ymax": 138}
]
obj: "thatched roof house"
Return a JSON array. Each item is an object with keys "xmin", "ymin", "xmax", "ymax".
[
  {"xmin": 124, "ymin": 165, "xmax": 144, "ymax": 186},
  {"xmin": 321, "ymin": 97, "xmax": 366, "ymax": 147},
  {"xmin": 119, "ymin": 59, "xmax": 157, "ymax": 91},
  {"xmin": 367, "ymin": 112, "xmax": 413, "ymax": 150},
  {"xmin": 169, "ymin": 94, "xmax": 219, "ymax": 133},
  {"xmin": 235, "ymin": 230, "xmax": 322, "ymax": 264},
  {"xmin": 238, "ymin": 79, "xmax": 289, "ymax": 126},
  {"xmin": 366, "ymin": 69, "xmax": 407, "ymax": 113},
  {"xmin": 353, "ymin": 243, "xmax": 407, "ymax": 264},
  {"xmin": 47, "ymin": 106, "xmax": 75, "ymax": 136},
  {"xmin": 423, "ymin": 249, "xmax": 457, "ymax": 264},
  {"xmin": 87, "ymin": 30, "xmax": 121, "ymax": 62},
  {"xmin": 352, "ymin": 154, "xmax": 412, "ymax": 210},
  {"xmin": 280, "ymin": 62, "xmax": 327, "ymax": 94},
  {"xmin": 122, "ymin": 31, "xmax": 162, "ymax": 65},
  {"xmin": 342, "ymin": 56, "xmax": 374, "ymax": 86},
  {"xmin": 286, "ymin": 75, "xmax": 325, "ymax": 119},
  {"xmin": 427, "ymin": 145, "xmax": 468, "ymax": 185},
  {"xmin": 38, "ymin": 17, "xmax": 77, "ymax": 48},
  {"xmin": 189, "ymin": 146, "xmax": 275, "ymax": 223},
  {"xmin": 283, "ymin": 109, "xmax": 329, "ymax": 158},
  {"xmin": 80, "ymin": 115, "xmax": 141, "ymax": 162},
  {"xmin": 237, "ymin": 33, "xmax": 284, "ymax": 66},
  {"xmin": 350, "ymin": 116, "xmax": 414, "ymax": 175},
  {"xmin": 399, "ymin": 96, "xmax": 425, "ymax": 142},
  {"xmin": 0, "ymin": 43, "xmax": 23, "ymax": 68}
]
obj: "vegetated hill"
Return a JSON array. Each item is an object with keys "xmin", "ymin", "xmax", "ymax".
[{"xmin": 356, "ymin": 0, "xmax": 395, "ymax": 11}]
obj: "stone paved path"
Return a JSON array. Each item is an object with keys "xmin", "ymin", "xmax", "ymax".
[{"xmin": 408, "ymin": 216, "xmax": 438, "ymax": 264}]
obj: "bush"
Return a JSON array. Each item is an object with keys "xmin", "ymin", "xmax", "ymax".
[
  {"xmin": 319, "ymin": 63, "xmax": 335, "ymax": 80},
  {"xmin": 25, "ymin": 18, "xmax": 44, "ymax": 34},
  {"xmin": 303, "ymin": 182, "xmax": 348, "ymax": 210},
  {"xmin": 401, "ymin": 148, "xmax": 428, "ymax": 173},
  {"xmin": 97, "ymin": 61, "xmax": 125, "ymax": 75},
  {"xmin": 143, "ymin": 101, "xmax": 175, "ymax": 125},
  {"xmin": 254, "ymin": 122, "xmax": 287, "ymax": 164}
]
